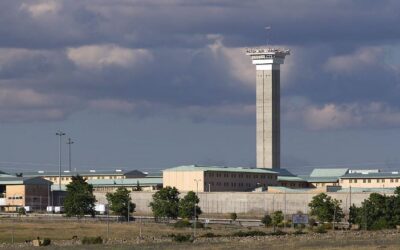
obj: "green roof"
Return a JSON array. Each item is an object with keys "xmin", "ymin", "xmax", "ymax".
[
  {"xmin": 163, "ymin": 165, "xmax": 277, "ymax": 174},
  {"xmin": 310, "ymin": 168, "xmax": 349, "ymax": 177},
  {"xmin": 0, "ymin": 176, "xmax": 52, "ymax": 185},
  {"xmin": 342, "ymin": 172, "xmax": 400, "ymax": 179},
  {"xmin": 88, "ymin": 178, "xmax": 162, "ymax": 186},
  {"xmin": 277, "ymin": 176, "xmax": 306, "ymax": 182}
]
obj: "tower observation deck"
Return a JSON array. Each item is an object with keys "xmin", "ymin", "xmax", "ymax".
[{"xmin": 246, "ymin": 48, "xmax": 290, "ymax": 169}]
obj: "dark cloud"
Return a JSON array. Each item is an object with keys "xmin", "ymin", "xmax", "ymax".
[{"xmin": 0, "ymin": 0, "xmax": 400, "ymax": 129}]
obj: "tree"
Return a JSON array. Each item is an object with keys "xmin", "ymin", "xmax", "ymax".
[
  {"xmin": 106, "ymin": 187, "xmax": 135, "ymax": 219},
  {"xmin": 308, "ymin": 193, "xmax": 344, "ymax": 223},
  {"xmin": 271, "ymin": 210, "xmax": 284, "ymax": 232},
  {"xmin": 64, "ymin": 175, "xmax": 96, "ymax": 218},
  {"xmin": 149, "ymin": 186, "xmax": 180, "ymax": 220},
  {"xmin": 178, "ymin": 191, "xmax": 202, "ymax": 219},
  {"xmin": 261, "ymin": 214, "xmax": 272, "ymax": 227}
]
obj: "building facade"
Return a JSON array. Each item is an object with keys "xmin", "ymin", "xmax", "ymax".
[
  {"xmin": 340, "ymin": 172, "xmax": 400, "ymax": 188},
  {"xmin": 163, "ymin": 165, "xmax": 278, "ymax": 192}
]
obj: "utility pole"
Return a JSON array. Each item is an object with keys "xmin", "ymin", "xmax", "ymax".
[
  {"xmin": 193, "ymin": 179, "xmax": 201, "ymax": 238},
  {"xmin": 56, "ymin": 130, "xmax": 65, "ymax": 190},
  {"xmin": 66, "ymin": 138, "xmax": 74, "ymax": 172}
]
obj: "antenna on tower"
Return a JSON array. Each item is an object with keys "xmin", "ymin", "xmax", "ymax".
[{"xmin": 265, "ymin": 26, "xmax": 271, "ymax": 46}]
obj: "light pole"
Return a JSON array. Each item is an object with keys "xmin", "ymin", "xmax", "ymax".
[
  {"xmin": 56, "ymin": 130, "xmax": 66, "ymax": 191},
  {"xmin": 193, "ymin": 179, "xmax": 201, "ymax": 238},
  {"xmin": 66, "ymin": 138, "xmax": 74, "ymax": 172}
]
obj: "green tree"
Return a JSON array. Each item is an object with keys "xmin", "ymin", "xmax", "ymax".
[
  {"xmin": 261, "ymin": 214, "xmax": 272, "ymax": 227},
  {"xmin": 271, "ymin": 210, "xmax": 284, "ymax": 232},
  {"xmin": 64, "ymin": 175, "xmax": 96, "ymax": 218},
  {"xmin": 149, "ymin": 186, "xmax": 180, "ymax": 220},
  {"xmin": 308, "ymin": 193, "xmax": 344, "ymax": 223},
  {"xmin": 106, "ymin": 187, "xmax": 135, "ymax": 219},
  {"xmin": 178, "ymin": 191, "xmax": 202, "ymax": 219}
]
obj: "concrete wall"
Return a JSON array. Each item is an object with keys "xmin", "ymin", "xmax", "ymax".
[
  {"xmin": 163, "ymin": 171, "xmax": 204, "ymax": 192},
  {"xmin": 94, "ymin": 190, "xmax": 381, "ymax": 215}
]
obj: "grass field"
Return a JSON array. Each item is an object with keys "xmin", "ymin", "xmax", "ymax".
[{"xmin": 1, "ymin": 218, "xmax": 400, "ymax": 249}]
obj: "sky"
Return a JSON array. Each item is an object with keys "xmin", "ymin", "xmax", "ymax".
[{"xmin": 1, "ymin": 0, "xmax": 400, "ymax": 174}]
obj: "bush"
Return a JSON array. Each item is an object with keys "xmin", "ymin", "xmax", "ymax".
[
  {"xmin": 230, "ymin": 213, "xmax": 238, "ymax": 221},
  {"xmin": 370, "ymin": 218, "xmax": 389, "ymax": 230},
  {"xmin": 18, "ymin": 207, "xmax": 26, "ymax": 215},
  {"xmin": 170, "ymin": 234, "xmax": 193, "ymax": 243},
  {"xmin": 192, "ymin": 221, "xmax": 204, "ymax": 229},
  {"xmin": 314, "ymin": 225, "xmax": 327, "ymax": 234},
  {"xmin": 308, "ymin": 218, "xmax": 316, "ymax": 227},
  {"xmin": 173, "ymin": 220, "xmax": 192, "ymax": 228},
  {"xmin": 232, "ymin": 230, "xmax": 267, "ymax": 237},
  {"xmin": 293, "ymin": 229, "xmax": 306, "ymax": 235},
  {"xmin": 201, "ymin": 232, "xmax": 220, "ymax": 238},
  {"xmin": 81, "ymin": 236, "xmax": 103, "ymax": 245},
  {"xmin": 269, "ymin": 230, "xmax": 287, "ymax": 236},
  {"xmin": 322, "ymin": 223, "xmax": 333, "ymax": 230},
  {"xmin": 41, "ymin": 238, "xmax": 51, "ymax": 246},
  {"xmin": 261, "ymin": 214, "xmax": 272, "ymax": 227}
]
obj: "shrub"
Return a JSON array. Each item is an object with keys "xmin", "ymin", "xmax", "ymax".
[
  {"xmin": 293, "ymin": 229, "xmax": 306, "ymax": 235},
  {"xmin": 192, "ymin": 221, "xmax": 204, "ymax": 229},
  {"xmin": 81, "ymin": 236, "xmax": 103, "ymax": 245},
  {"xmin": 170, "ymin": 234, "xmax": 193, "ymax": 243},
  {"xmin": 41, "ymin": 238, "xmax": 51, "ymax": 246},
  {"xmin": 269, "ymin": 230, "xmax": 287, "ymax": 236},
  {"xmin": 232, "ymin": 230, "xmax": 267, "ymax": 237},
  {"xmin": 201, "ymin": 232, "xmax": 220, "ymax": 238},
  {"xmin": 173, "ymin": 220, "xmax": 192, "ymax": 228},
  {"xmin": 322, "ymin": 223, "xmax": 333, "ymax": 230},
  {"xmin": 261, "ymin": 214, "xmax": 272, "ymax": 227},
  {"xmin": 370, "ymin": 218, "xmax": 389, "ymax": 230},
  {"xmin": 308, "ymin": 218, "xmax": 316, "ymax": 227},
  {"xmin": 314, "ymin": 225, "xmax": 327, "ymax": 234},
  {"xmin": 230, "ymin": 213, "xmax": 238, "ymax": 221},
  {"xmin": 18, "ymin": 207, "xmax": 26, "ymax": 215}
]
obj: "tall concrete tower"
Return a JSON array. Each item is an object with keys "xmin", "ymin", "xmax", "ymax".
[{"xmin": 246, "ymin": 48, "xmax": 290, "ymax": 169}]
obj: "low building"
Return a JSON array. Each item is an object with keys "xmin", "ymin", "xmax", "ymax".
[
  {"xmin": 340, "ymin": 172, "xmax": 400, "ymax": 188},
  {"xmin": 275, "ymin": 169, "xmax": 309, "ymax": 188},
  {"xmin": 20, "ymin": 169, "xmax": 147, "ymax": 185},
  {"xmin": 163, "ymin": 165, "xmax": 278, "ymax": 192},
  {"xmin": 89, "ymin": 178, "xmax": 163, "ymax": 192},
  {"xmin": 0, "ymin": 176, "xmax": 52, "ymax": 212},
  {"xmin": 300, "ymin": 168, "xmax": 349, "ymax": 188}
]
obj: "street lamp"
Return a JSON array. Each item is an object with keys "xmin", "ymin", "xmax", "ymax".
[
  {"xmin": 66, "ymin": 138, "xmax": 74, "ymax": 172},
  {"xmin": 193, "ymin": 179, "xmax": 202, "ymax": 238},
  {"xmin": 56, "ymin": 130, "xmax": 65, "ymax": 190}
]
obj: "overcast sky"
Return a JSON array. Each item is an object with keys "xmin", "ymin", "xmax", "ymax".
[{"xmin": 1, "ymin": 0, "xmax": 400, "ymax": 174}]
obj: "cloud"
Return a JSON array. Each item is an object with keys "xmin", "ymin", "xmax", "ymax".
[
  {"xmin": 0, "ymin": 87, "xmax": 81, "ymax": 122},
  {"xmin": 324, "ymin": 47, "xmax": 384, "ymax": 74},
  {"xmin": 20, "ymin": 0, "xmax": 61, "ymax": 18},
  {"xmin": 284, "ymin": 98, "xmax": 400, "ymax": 130},
  {"xmin": 88, "ymin": 99, "xmax": 136, "ymax": 113},
  {"xmin": 66, "ymin": 44, "xmax": 153, "ymax": 69}
]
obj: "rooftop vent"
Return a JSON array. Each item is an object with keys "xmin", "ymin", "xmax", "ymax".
[
  {"xmin": 89, "ymin": 170, "xmax": 96, "ymax": 173},
  {"xmin": 63, "ymin": 170, "xmax": 70, "ymax": 173},
  {"xmin": 392, "ymin": 171, "xmax": 399, "ymax": 174},
  {"xmin": 115, "ymin": 169, "xmax": 122, "ymax": 172},
  {"xmin": 38, "ymin": 171, "xmax": 44, "ymax": 174}
]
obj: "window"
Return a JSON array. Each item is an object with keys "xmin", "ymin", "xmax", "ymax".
[
  {"xmin": 382, "ymin": 179, "xmax": 386, "ymax": 183},
  {"xmin": 396, "ymin": 179, "xmax": 399, "ymax": 183},
  {"xmin": 363, "ymin": 179, "xmax": 366, "ymax": 183},
  {"xmin": 377, "ymin": 179, "xmax": 380, "ymax": 183},
  {"xmin": 349, "ymin": 179, "xmax": 353, "ymax": 183},
  {"xmin": 354, "ymin": 179, "xmax": 357, "ymax": 183},
  {"xmin": 391, "ymin": 179, "xmax": 394, "ymax": 183},
  {"xmin": 368, "ymin": 179, "xmax": 371, "ymax": 183}
]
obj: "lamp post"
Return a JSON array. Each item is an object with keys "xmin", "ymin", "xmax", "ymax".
[
  {"xmin": 66, "ymin": 138, "xmax": 74, "ymax": 172},
  {"xmin": 56, "ymin": 130, "xmax": 66, "ymax": 191},
  {"xmin": 193, "ymin": 179, "xmax": 201, "ymax": 238}
]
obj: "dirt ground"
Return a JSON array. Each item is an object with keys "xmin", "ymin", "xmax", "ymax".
[{"xmin": 0, "ymin": 218, "xmax": 399, "ymax": 249}]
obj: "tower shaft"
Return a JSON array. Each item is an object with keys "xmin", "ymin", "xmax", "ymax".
[
  {"xmin": 246, "ymin": 48, "xmax": 290, "ymax": 169},
  {"xmin": 256, "ymin": 65, "xmax": 280, "ymax": 169}
]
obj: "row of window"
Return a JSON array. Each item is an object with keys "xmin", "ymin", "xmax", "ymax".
[
  {"xmin": 47, "ymin": 176, "xmax": 123, "ymax": 181},
  {"xmin": 8, "ymin": 196, "xmax": 23, "ymax": 200},
  {"xmin": 205, "ymin": 182, "xmax": 265, "ymax": 188},
  {"xmin": 206, "ymin": 172, "xmax": 276, "ymax": 180},
  {"xmin": 346, "ymin": 178, "xmax": 400, "ymax": 184}
]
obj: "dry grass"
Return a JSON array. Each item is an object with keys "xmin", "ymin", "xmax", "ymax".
[{"xmin": 1, "ymin": 218, "xmax": 400, "ymax": 249}]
